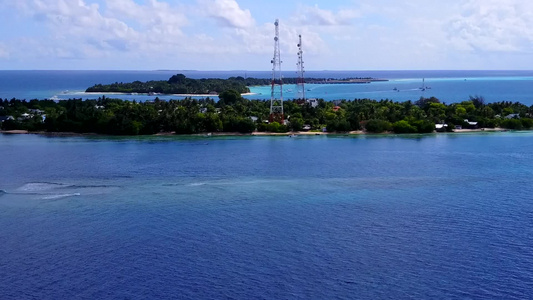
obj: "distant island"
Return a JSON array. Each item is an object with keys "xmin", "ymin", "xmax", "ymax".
[
  {"xmin": 85, "ymin": 74, "xmax": 388, "ymax": 95},
  {"xmin": 86, "ymin": 74, "xmax": 252, "ymax": 95},
  {"xmin": 1, "ymin": 92, "xmax": 531, "ymax": 136}
]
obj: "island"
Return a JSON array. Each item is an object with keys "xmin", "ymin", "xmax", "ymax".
[
  {"xmin": 85, "ymin": 74, "xmax": 389, "ymax": 95},
  {"xmin": 1, "ymin": 92, "xmax": 531, "ymax": 136},
  {"xmin": 86, "ymin": 74, "xmax": 252, "ymax": 95}
]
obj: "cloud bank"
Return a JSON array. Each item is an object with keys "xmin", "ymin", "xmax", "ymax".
[{"xmin": 1, "ymin": 0, "xmax": 532, "ymax": 69}]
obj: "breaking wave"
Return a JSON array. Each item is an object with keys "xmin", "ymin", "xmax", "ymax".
[
  {"xmin": 41, "ymin": 193, "xmax": 81, "ymax": 200},
  {"xmin": 7, "ymin": 182, "xmax": 121, "ymax": 200},
  {"xmin": 16, "ymin": 182, "xmax": 71, "ymax": 192}
]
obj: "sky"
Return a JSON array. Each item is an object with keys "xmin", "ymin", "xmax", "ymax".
[{"xmin": 0, "ymin": 0, "xmax": 532, "ymax": 70}]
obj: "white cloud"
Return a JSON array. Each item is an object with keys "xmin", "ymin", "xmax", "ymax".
[
  {"xmin": 5, "ymin": 0, "xmax": 263, "ymax": 62},
  {"xmin": 4, "ymin": 0, "xmax": 533, "ymax": 70},
  {"xmin": 293, "ymin": 4, "xmax": 361, "ymax": 26},
  {"xmin": 22, "ymin": 0, "xmax": 138, "ymax": 55},
  {"xmin": 229, "ymin": 18, "xmax": 327, "ymax": 66},
  {"xmin": 4, "ymin": 0, "xmax": 205, "ymax": 63},
  {"xmin": 447, "ymin": 0, "xmax": 533, "ymax": 53},
  {"xmin": 106, "ymin": 0, "xmax": 188, "ymax": 36},
  {"xmin": 199, "ymin": 0, "xmax": 255, "ymax": 29}
]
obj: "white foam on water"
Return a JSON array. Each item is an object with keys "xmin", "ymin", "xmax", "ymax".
[
  {"xmin": 41, "ymin": 193, "xmax": 81, "ymax": 200},
  {"xmin": 185, "ymin": 178, "xmax": 289, "ymax": 187},
  {"xmin": 16, "ymin": 182, "xmax": 70, "ymax": 192},
  {"xmin": 9, "ymin": 182, "xmax": 122, "ymax": 200}
]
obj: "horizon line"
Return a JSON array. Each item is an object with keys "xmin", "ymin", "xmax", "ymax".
[{"xmin": 2, "ymin": 69, "xmax": 533, "ymax": 72}]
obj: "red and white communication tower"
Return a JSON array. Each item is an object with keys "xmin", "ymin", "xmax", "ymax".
[
  {"xmin": 296, "ymin": 34, "xmax": 305, "ymax": 100},
  {"xmin": 270, "ymin": 19, "xmax": 284, "ymax": 123}
]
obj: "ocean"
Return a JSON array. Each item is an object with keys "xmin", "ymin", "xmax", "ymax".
[
  {"xmin": 1, "ymin": 133, "xmax": 533, "ymax": 299},
  {"xmin": 1, "ymin": 70, "xmax": 533, "ymax": 104}
]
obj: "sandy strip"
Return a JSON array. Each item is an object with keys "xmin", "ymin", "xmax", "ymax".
[
  {"xmin": 0, "ymin": 130, "xmax": 29, "ymax": 134},
  {"xmin": 250, "ymin": 131, "xmax": 364, "ymax": 136},
  {"xmin": 1, "ymin": 128, "xmax": 512, "ymax": 137},
  {"xmin": 453, "ymin": 128, "xmax": 506, "ymax": 133}
]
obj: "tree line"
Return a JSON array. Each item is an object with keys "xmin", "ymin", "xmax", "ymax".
[
  {"xmin": 1, "ymin": 92, "xmax": 533, "ymax": 135},
  {"xmin": 86, "ymin": 74, "xmax": 252, "ymax": 95},
  {"xmin": 85, "ymin": 74, "xmax": 384, "ymax": 95}
]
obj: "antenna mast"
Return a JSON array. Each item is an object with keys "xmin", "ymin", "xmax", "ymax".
[
  {"xmin": 270, "ymin": 19, "xmax": 283, "ymax": 123},
  {"xmin": 296, "ymin": 34, "xmax": 305, "ymax": 100}
]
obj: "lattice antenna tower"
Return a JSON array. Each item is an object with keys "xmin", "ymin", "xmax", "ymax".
[
  {"xmin": 270, "ymin": 19, "xmax": 284, "ymax": 123},
  {"xmin": 296, "ymin": 34, "xmax": 305, "ymax": 100}
]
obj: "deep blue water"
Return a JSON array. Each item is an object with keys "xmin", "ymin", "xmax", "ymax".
[
  {"xmin": 2, "ymin": 70, "xmax": 533, "ymax": 104},
  {"xmin": 1, "ymin": 133, "xmax": 533, "ymax": 299}
]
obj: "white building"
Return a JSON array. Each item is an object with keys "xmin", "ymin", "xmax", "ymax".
[{"xmin": 306, "ymin": 98, "xmax": 319, "ymax": 108}]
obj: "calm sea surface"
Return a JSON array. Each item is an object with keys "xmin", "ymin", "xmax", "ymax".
[
  {"xmin": 1, "ymin": 70, "xmax": 533, "ymax": 104},
  {"xmin": 1, "ymin": 133, "xmax": 532, "ymax": 299}
]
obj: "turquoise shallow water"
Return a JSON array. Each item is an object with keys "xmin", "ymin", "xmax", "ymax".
[
  {"xmin": 2, "ymin": 70, "xmax": 533, "ymax": 104},
  {"xmin": 1, "ymin": 133, "xmax": 533, "ymax": 299},
  {"xmin": 249, "ymin": 76, "xmax": 533, "ymax": 103}
]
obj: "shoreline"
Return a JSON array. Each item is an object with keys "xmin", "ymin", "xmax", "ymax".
[
  {"xmin": 82, "ymin": 92, "xmax": 257, "ymax": 97},
  {"xmin": 0, "ymin": 128, "xmax": 509, "ymax": 137}
]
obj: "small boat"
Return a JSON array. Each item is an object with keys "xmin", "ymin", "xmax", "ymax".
[
  {"xmin": 419, "ymin": 78, "xmax": 430, "ymax": 91},
  {"xmin": 288, "ymin": 134, "xmax": 297, "ymax": 138}
]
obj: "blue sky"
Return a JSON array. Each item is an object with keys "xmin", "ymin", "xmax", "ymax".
[{"xmin": 0, "ymin": 0, "xmax": 532, "ymax": 70}]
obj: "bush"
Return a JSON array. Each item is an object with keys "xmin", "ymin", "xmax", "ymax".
[
  {"xmin": 520, "ymin": 118, "xmax": 533, "ymax": 129},
  {"xmin": 411, "ymin": 119, "xmax": 435, "ymax": 133},
  {"xmin": 326, "ymin": 119, "xmax": 351, "ymax": 132},
  {"xmin": 477, "ymin": 117, "xmax": 497, "ymax": 128},
  {"xmin": 392, "ymin": 120, "xmax": 418, "ymax": 133},
  {"xmin": 258, "ymin": 121, "xmax": 288, "ymax": 133},
  {"xmin": 1, "ymin": 119, "xmax": 19, "ymax": 130},
  {"xmin": 500, "ymin": 118, "xmax": 523, "ymax": 130},
  {"xmin": 446, "ymin": 122, "xmax": 455, "ymax": 132},
  {"xmin": 289, "ymin": 117, "xmax": 304, "ymax": 131},
  {"xmin": 267, "ymin": 121, "xmax": 281, "ymax": 132},
  {"xmin": 223, "ymin": 117, "xmax": 256, "ymax": 133},
  {"xmin": 347, "ymin": 114, "xmax": 361, "ymax": 130},
  {"xmin": 365, "ymin": 119, "xmax": 392, "ymax": 133},
  {"xmin": 256, "ymin": 122, "xmax": 267, "ymax": 132}
]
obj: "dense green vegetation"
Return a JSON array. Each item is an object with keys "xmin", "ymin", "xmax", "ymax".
[
  {"xmin": 85, "ymin": 74, "xmax": 383, "ymax": 95},
  {"xmin": 86, "ymin": 74, "xmax": 253, "ymax": 94},
  {"xmin": 1, "ymin": 94, "xmax": 533, "ymax": 135}
]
